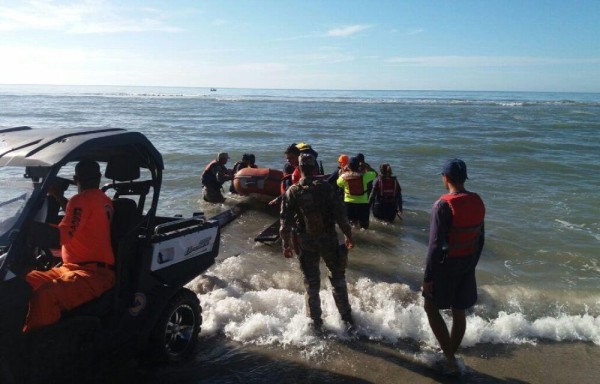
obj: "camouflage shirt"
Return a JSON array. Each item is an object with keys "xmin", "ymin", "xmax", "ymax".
[{"xmin": 280, "ymin": 177, "xmax": 351, "ymax": 249}]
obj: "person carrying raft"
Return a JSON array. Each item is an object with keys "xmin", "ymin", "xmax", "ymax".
[
  {"xmin": 369, "ymin": 163, "xmax": 403, "ymax": 222},
  {"xmin": 202, "ymin": 152, "xmax": 233, "ymax": 203}
]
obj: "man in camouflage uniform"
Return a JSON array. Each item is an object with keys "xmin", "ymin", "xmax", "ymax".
[{"xmin": 280, "ymin": 153, "xmax": 355, "ymax": 330}]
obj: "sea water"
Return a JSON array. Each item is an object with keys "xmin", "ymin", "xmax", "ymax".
[{"xmin": 1, "ymin": 85, "xmax": 599, "ymax": 371}]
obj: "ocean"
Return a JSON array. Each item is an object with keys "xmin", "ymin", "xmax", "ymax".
[{"xmin": 1, "ymin": 84, "xmax": 599, "ymax": 382}]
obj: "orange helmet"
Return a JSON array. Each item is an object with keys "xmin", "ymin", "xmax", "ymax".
[{"xmin": 338, "ymin": 154, "xmax": 349, "ymax": 166}]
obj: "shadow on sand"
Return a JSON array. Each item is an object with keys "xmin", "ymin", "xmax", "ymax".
[
  {"xmin": 342, "ymin": 337, "xmax": 529, "ymax": 384},
  {"xmin": 99, "ymin": 334, "xmax": 530, "ymax": 384}
]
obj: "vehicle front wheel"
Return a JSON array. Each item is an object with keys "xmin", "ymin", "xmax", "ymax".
[{"xmin": 147, "ymin": 288, "xmax": 202, "ymax": 363}]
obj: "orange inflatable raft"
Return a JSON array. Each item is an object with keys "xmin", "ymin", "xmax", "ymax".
[{"xmin": 233, "ymin": 167, "xmax": 283, "ymax": 197}]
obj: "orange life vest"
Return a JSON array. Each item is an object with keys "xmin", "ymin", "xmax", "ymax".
[
  {"xmin": 341, "ymin": 171, "xmax": 364, "ymax": 196},
  {"xmin": 439, "ymin": 192, "xmax": 485, "ymax": 258}
]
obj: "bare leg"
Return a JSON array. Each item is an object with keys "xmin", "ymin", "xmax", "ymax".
[
  {"xmin": 424, "ymin": 299, "xmax": 451, "ymax": 356},
  {"xmin": 449, "ymin": 308, "xmax": 466, "ymax": 357},
  {"xmin": 424, "ymin": 299, "xmax": 460, "ymax": 372}
]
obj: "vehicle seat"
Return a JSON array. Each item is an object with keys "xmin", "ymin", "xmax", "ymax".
[
  {"xmin": 110, "ymin": 197, "xmax": 141, "ymax": 308},
  {"xmin": 105, "ymin": 158, "xmax": 140, "ymax": 184},
  {"xmin": 111, "ymin": 197, "xmax": 139, "ymax": 255}
]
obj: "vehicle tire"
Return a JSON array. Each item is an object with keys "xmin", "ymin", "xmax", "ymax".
[{"xmin": 147, "ymin": 288, "xmax": 202, "ymax": 363}]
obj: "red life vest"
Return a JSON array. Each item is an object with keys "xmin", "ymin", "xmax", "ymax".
[
  {"xmin": 378, "ymin": 176, "xmax": 397, "ymax": 203},
  {"xmin": 439, "ymin": 192, "xmax": 485, "ymax": 258},
  {"xmin": 280, "ymin": 173, "xmax": 293, "ymax": 194},
  {"xmin": 341, "ymin": 172, "xmax": 364, "ymax": 196},
  {"xmin": 201, "ymin": 160, "xmax": 219, "ymax": 186},
  {"xmin": 203, "ymin": 159, "xmax": 218, "ymax": 173}
]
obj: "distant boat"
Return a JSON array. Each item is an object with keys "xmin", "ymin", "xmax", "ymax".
[{"xmin": 210, "ymin": 88, "xmax": 217, "ymax": 92}]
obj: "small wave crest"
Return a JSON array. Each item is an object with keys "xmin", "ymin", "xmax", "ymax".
[
  {"xmin": 25, "ymin": 89, "xmax": 599, "ymax": 107},
  {"xmin": 189, "ymin": 255, "xmax": 600, "ymax": 356},
  {"xmin": 555, "ymin": 219, "xmax": 600, "ymax": 241}
]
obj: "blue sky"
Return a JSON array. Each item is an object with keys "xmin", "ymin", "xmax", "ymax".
[{"xmin": 0, "ymin": 0, "xmax": 598, "ymax": 92}]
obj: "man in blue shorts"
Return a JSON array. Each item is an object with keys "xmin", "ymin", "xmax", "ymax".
[{"xmin": 422, "ymin": 159, "xmax": 485, "ymax": 375}]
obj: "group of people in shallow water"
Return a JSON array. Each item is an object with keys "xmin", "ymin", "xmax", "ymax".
[
  {"xmin": 201, "ymin": 143, "xmax": 486, "ymax": 377},
  {"xmin": 200, "ymin": 142, "xmax": 404, "ymax": 229}
]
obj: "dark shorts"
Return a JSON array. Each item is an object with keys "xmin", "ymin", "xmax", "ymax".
[
  {"xmin": 424, "ymin": 257, "xmax": 477, "ymax": 310},
  {"xmin": 346, "ymin": 202, "xmax": 370, "ymax": 227}
]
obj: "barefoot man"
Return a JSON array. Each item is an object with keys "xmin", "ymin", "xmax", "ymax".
[{"xmin": 423, "ymin": 158, "xmax": 485, "ymax": 374}]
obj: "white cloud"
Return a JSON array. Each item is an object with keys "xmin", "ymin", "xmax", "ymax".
[
  {"xmin": 0, "ymin": 44, "xmax": 126, "ymax": 84},
  {"xmin": 0, "ymin": 43, "xmax": 290, "ymax": 87},
  {"xmin": 292, "ymin": 53, "xmax": 355, "ymax": 65},
  {"xmin": 0, "ymin": 1, "xmax": 180, "ymax": 33},
  {"xmin": 405, "ymin": 28, "xmax": 424, "ymax": 36},
  {"xmin": 326, "ymin": 24, "xmax": 371, "ymax": 37},
  {"xmin": 223, "ymin": 62, "xmax": 288, "ymax": 73},
  {"xmin": 275, "ymin": 24, "xmax": 372, "ymax": 42},
  {"xmin": 386, "ymin": 55, "xmax": 600, "ymax": 67}
]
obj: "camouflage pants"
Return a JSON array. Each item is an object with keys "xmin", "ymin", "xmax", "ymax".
[{"xmin": 297, "ymin": 233, "xmax": 352, "ymax": 323}]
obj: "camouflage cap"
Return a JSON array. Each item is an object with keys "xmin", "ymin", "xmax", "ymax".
[{"xmin": 298, "ymin": 153, "xmax": 317, "ymax": 167}]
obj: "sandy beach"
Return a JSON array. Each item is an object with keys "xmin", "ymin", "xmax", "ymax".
[{"xmin": 135, "ymin": 336, "xmax": 600, "ymax": 383}]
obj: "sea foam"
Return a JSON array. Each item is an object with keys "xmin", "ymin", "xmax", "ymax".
[{"xmin": 189, "ymin": 254, "xmax": 600, "ymax": 356}]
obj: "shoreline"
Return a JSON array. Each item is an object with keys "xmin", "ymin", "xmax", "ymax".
[{"xmin": 138, "ymin": 337, "xmax": 600, "ymax": 383}]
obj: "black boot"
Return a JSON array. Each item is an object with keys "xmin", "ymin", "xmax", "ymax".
[{"xmin": 341, "ymin": 313, "xmax": 356, "ymax": 335}]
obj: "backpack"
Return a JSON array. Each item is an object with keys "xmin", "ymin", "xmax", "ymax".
[{"xmin": 293, "ymin": 180, "xmax": 330, "ymax": 236}]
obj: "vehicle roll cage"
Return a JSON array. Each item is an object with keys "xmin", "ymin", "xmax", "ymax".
[{"xmin": 0, "ymin": 126, "xmax": 164, "ymax": 277}]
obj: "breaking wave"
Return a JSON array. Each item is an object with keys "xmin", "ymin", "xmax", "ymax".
[{"xmin": 188, "ymin": 254, "xmax": 600, "ymax": 357}]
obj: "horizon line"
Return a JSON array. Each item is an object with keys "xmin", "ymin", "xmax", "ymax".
[{"xmin": 0, "ymin": 83, "xmax": 599, "ymax": 95}]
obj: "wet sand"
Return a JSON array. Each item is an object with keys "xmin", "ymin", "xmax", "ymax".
[{"xmin": 135, "ymin": 336, "xmax": 600, "ymax": 384}]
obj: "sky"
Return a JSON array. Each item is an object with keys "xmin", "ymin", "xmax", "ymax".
[{"xmin": 0, "ymin": 0, "xmax": 599, "ymax": 92}]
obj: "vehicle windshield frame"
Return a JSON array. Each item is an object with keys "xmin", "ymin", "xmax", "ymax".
[{"xmin": 0, "ymin": 166, "xmax": 39, "ymax": 244}]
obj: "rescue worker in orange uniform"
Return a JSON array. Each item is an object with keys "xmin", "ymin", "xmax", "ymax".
[
  {"xmin": 24, "ymin": 160, "xmax": 115, "ymax": 331},
  {"xmin": 422, "ymin": 158, "xmax": 485, "ymax": 375}
]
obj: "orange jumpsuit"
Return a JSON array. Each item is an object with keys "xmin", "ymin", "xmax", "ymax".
[{"xmin": 25, "ymin": 189, "xmax": 115, "ymax": 331}]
